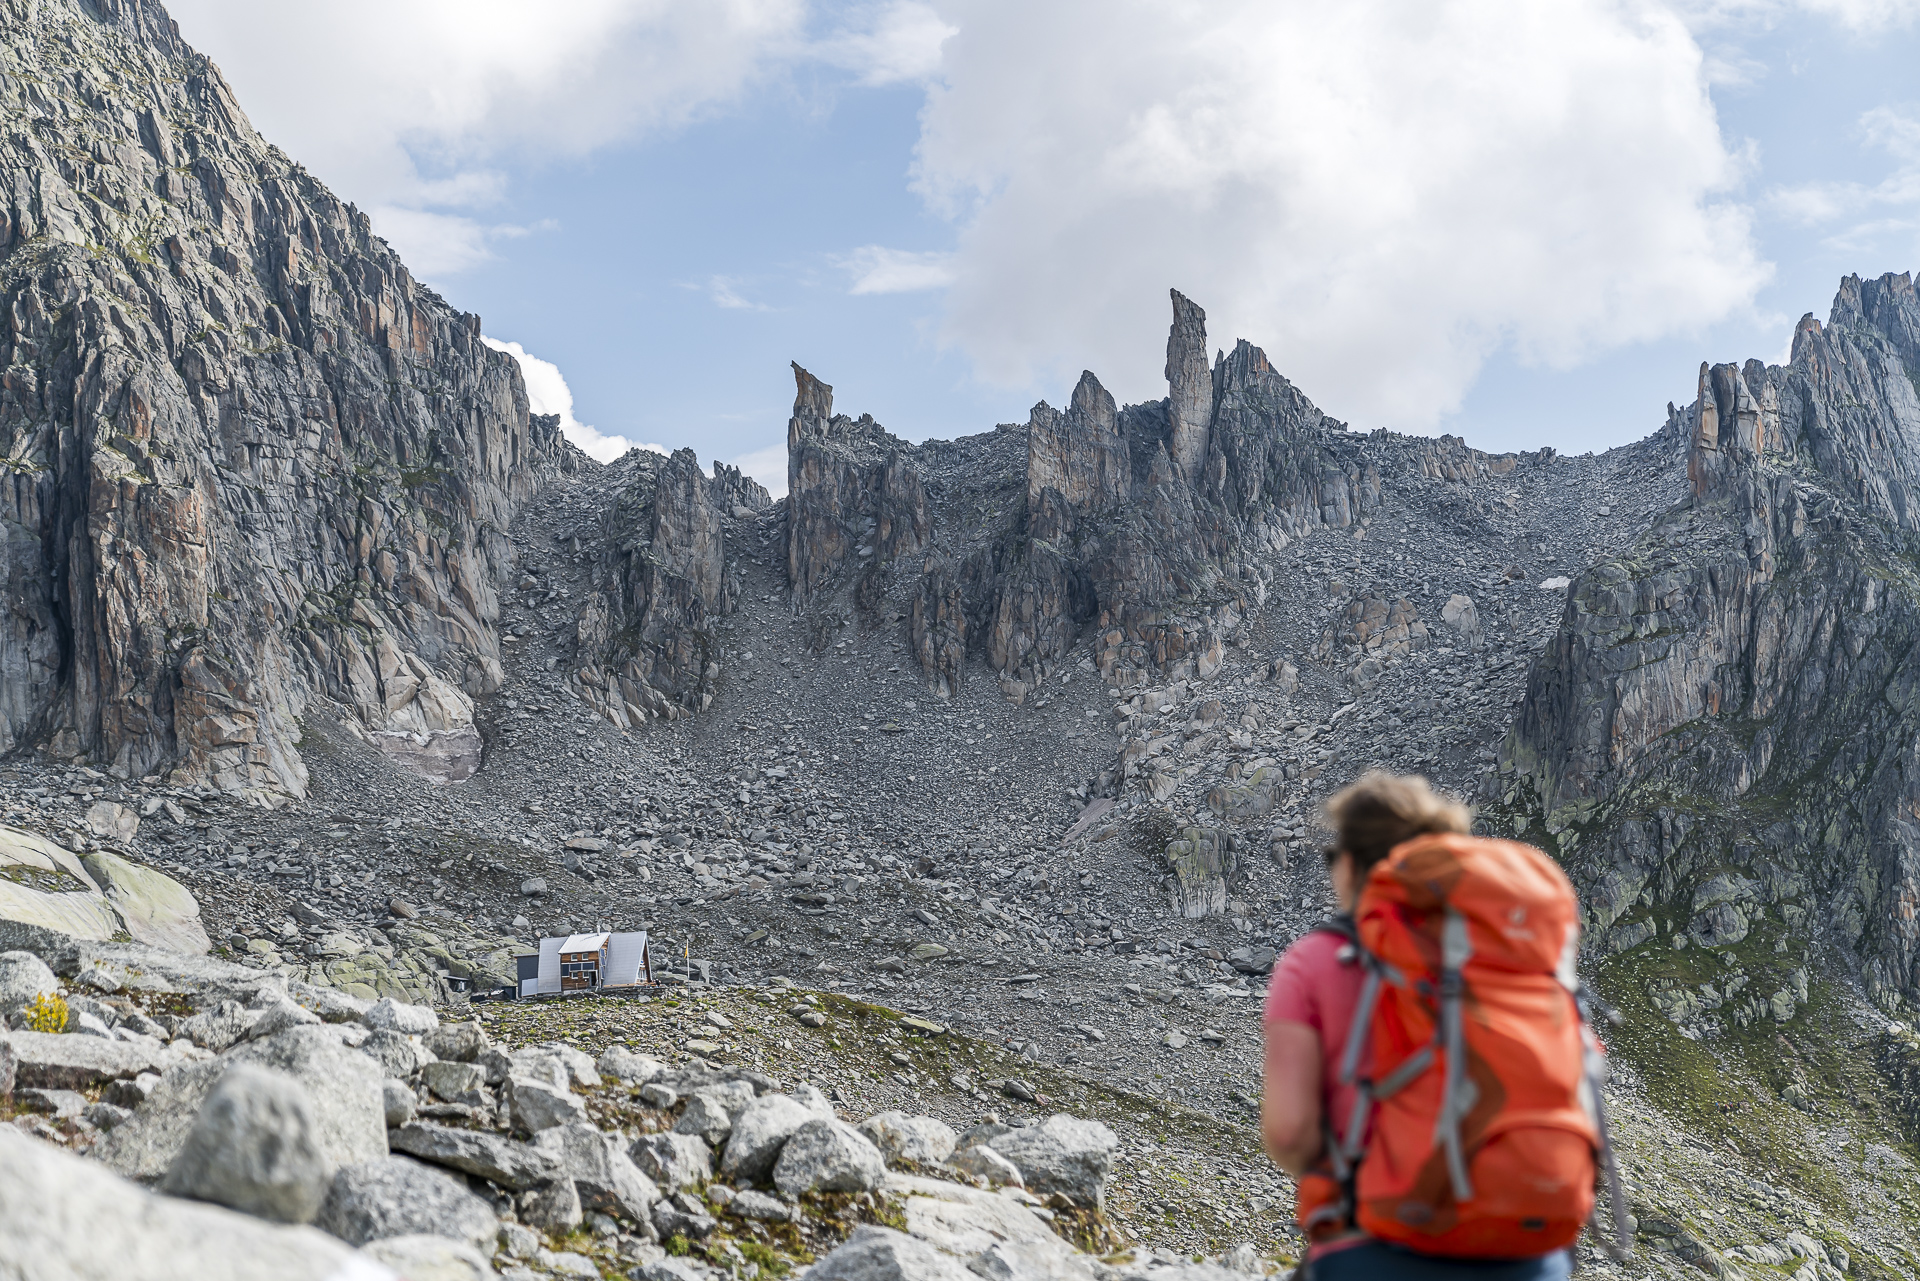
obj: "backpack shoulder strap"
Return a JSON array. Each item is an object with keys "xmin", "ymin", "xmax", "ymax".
[{"xmin": 1309, "ymin": 913, "xmax": 1359, "ymax": 948}]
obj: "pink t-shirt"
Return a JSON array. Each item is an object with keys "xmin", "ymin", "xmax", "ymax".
[{"xmin": 1264, "ymin": 927, "xmax": 1367, "ymax": 1150}]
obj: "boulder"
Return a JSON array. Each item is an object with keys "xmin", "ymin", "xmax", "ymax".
[
  {"xmin": 314, "ymin": 1156, "xmax": 499, "ymax": 1251},
  {"xmin": 245, "ymin": 997, "xmax": 322, "ymax": 1041},
  {"xmin": 96, "ymin": 1060, "xmax": 230, "ymax": 1181},
  {"xmin": 0, "ymin": 1128, "xmax": 372, "ymax": 1280},
  {"xmin": 944, "ymin": 1145, "xmax": 1023, "ymax": 1187},
  {"xmin": 424, "ymin": 1021, "xmax": 488, "ymax": 1063},
  {"xmin": 630, "ymin": 1131, "xmax": 715, "ymax": 1190},
  {"xmin": 361, "ymin": 1029, "xmax": 433, "ymax": 1079},
  {"xmin": 160, "ymin": 1063, "xmax": 335, "ymax": 1224},
  {"xmin": 78, "ymin": 849, "xmax": 213, "ymax": 955},
  {"xmin": 721, "ymin": 1093, "xmax": 814, "ymax": 1183},
  {"xmin": 512, "ymin": 1042, "xmax": 600, "ymax": 1089},
  {"xmin": 86, "ymin": 1098, "xmax": 133, "ymax": 1129},
  {"xmin": 0, "ymin": 950, "xmax": 57, "ymax": 1016},
  {"xmin": 507, "ymin": 1073, "xmax": 588, "ymax": 1133},
  {"xmin": 892, "ymin": 1173, "xmax": 1092, "ymax": 1280},
  {"xmin": 772, "ymin": 1118, "xmax": 887, "ymax": 1196},
  {"xmin": 729, "ymin": 1189, "xmax": 795, "ymax": 1222},
  {"xmin": 178, "ymin": 1001, "xmax": 260, "ymax": 1052},
  {"xmin": 1440, "ymin": 594, "xmax": 1483, "ymax": 649},
  {"xmin": 382, "ymin": 1079, "xmax": 417, "ymax": 1128},
  {"xmin": 17, "ymin": 1086, "xmax": 88, "ymax": 1117},
  {"xmin": 1163, "ymin": 828, "xmax": 1236, "ymax": 919},
  {"xmin": 674, "ymin": 1088, "xmax": 738, "ymax": 1144},
  {"xmin": 858, "ymin": 1113, "xmax": 957, "ymax": 1167},
  {"xmin": 477, "ymin": 1046, "xmax": 515, "ymax": 1085},
  {"xmin": 983, "ymin": 1116, "xmax": 1116, "ymax": 1209},
  {"xmin": 633, "ymin": 1260, "xmax": 710, "ymax": 1281},
  {"xmin": 520, "ymin": 1177, "xmax": 584, "ymax": 1233},
  {"xmin": 1226, "ymin": 946, "xmax": 1276, "ymax": 975},
  {"xmin": 699, "ymin": 1077, "xmax": 759, "ymax": 1114},
  {"xmin": 389, "ymin": 1121, "xmax": 561, "ymax": 1190},
  {"xmin": 807, "ymin": 1225, "xmax": 974, "ymax": 1281},
  {"xmin": 0, "ymin": 1028, "xmax": 164, "ymax": 1090},
  {"xmin": 954, "ymin": 1121, "xmax": 1013, "ymax": 1151},
  {"xmin": 421, "ymin": 1060, "xmax": 486, "ymax": 1102},
  {"xmin": 85, "ymin": 800, "xmax": 140, "ymax": 842},
  {"xmin": 292, "ymin": 985, "xmax": 373, "ymax": 1025},
  {"xmin": 229, "ymin": 1027, "xmax": 389, "ymax": 1169},
  {"xmin": 362, "ymin": 997, "xmax": 438, "ymax": 1036},
  {"xmin": 0, "ymin": 824, "xmax": 210, "ymax": 954},
  {"xmin": 1204, "ymin": 769, "xmax": 1278, "ymax": 823},
  {"xmin": 103, "ymin": 1026, "xmax": 388, "ymax": 1185},
  {"xmin": 360, "ymin": 1234, "xmax": 494, "ymax": 1281},
  {"xmin": 598, "ymin": 1045, "xmax": 665, "ymax": 1084},
  {"xmin": 652, "ymin": 1193, "xmax": 718, "ymax": 1241},
  {"xmin": 534, "ymin": 1121, "xmax": 658, "ymax": 1220}
]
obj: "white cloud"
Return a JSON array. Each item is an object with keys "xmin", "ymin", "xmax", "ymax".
[
  {"xmin": 908, "ymin": 0, "xmax": 1769, "ymax": 433},
  {"xmin": 1780, "ymin": 0, "xmax": 1920, "ymax": 26},
  {"xmin": 1672, "ymin": 0, "xmax": 1920, "ymax": 29},
  {"xmin": 166, "ymin": 0, "xmax": 807, "ymax": 280},
  {"xmin": 342, "ymin": 206, "xmax": 561, "ymax": 279},
  {"xmin": 731, "ymin": 443, "xmax": 792, "ymax": 498},
  {"xmin": 1767, "ymin": 105, "xmax": 1920, "ymax": 254},
  {"xmin": 481, "ymin": 337, "xmax": 666, "ymax": 464},
  {"xmin": 817, "ymin": 2, "xmax": 957, "ymax": 85},
  {"xmin": 361, "ymin": 208, "xmax": 491, "ymax": 278},
  {"xmin": 704, "ymin": 277, "xmax": 774, "ymax": 311},
  {"xmin": 837, "ymin": 246, "xmax": 957, "ymax": 294}
]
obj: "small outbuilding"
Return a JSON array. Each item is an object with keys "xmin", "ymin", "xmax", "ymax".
[{"xmin": 515, "ymin": 929, "xmax": 652, "ymax": 998}]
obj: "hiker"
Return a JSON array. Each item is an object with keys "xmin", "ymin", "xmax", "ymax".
[{"xmin": 1260, "ymin": 772, "xmax": 1621, "ymax": 1279}]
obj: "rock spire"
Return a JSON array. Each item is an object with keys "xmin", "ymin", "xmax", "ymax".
[{"xmin": 1165, "ymin": 289, "xmax": 1214, "ymax": 480}]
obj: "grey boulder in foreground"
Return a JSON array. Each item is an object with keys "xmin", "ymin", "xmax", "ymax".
[
  {"xmin": 159, "ymin": 1062, "xmax": 335, "ymax": 1224},
  {"xmin": 314, "ymin": 1155, "xmax": 501, "ymax": 1251},
  {"xmin": 0, "ymin": 1127, "xmax": 385, "ymax": 1280},
  {"xmin": 809, "ymin": 1226, "xmax": 977, "ymax": 1281}
]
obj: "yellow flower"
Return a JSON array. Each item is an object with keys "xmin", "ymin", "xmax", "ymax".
[{"xmin": 22, "ymin": 992, "xmax": 68, "ymax": 1034}]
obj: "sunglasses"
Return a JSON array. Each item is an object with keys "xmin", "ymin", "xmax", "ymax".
[{"xmin": 1322, "ymin": 845, "xmax": 1343, "ymax": 866}]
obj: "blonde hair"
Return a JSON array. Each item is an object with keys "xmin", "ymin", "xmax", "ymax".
[{"xmin": 1323, "ymin": 771, "xmax": 1471, "ymax": 874}]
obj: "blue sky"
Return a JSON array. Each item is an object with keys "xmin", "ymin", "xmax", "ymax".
[{"xmin": 164, "ymin": 1, "xmax": 1920, "ymax": 493}]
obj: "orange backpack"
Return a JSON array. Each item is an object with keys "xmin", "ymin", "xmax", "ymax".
[{"xmin": 1294, "ymin": 832, "xmax": 1629, "ymax": 1261}]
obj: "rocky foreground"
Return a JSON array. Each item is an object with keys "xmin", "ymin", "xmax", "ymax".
[
  {"xmin": 0, "ymin": 919, "xmax": 1283, "ymax": 1281},
  {"xmin": 4, "ymin": 905, "xmax": 1918, "ymax": 1280}
]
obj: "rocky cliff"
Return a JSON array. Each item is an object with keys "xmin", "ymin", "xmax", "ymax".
[
  {"xmin": 784, "ymin": 290, "xmax": 1522, "ymax": 709},
  {"xmin": 1504, "ymin": 271, "xmax": 1920, "ymax": 1020},
  {"xmin": 0, "ymin": 0, "xmax": 558, "ymax": 797},
  {"xmin": 566, "ymin": 449, "xmax": 770, "ymax": 729}
]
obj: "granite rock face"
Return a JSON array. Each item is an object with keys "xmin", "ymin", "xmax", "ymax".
[
  {"xmin": 786, "ymin": 365, "xmax": 931, "ymax": 610},
  {"xmin": 785, "ymin": 293, "xmax": 1521, "ymax": 718},
  {"xmin": 0, "ymin": 0, "xmax": 563, "ymax": 796},
  {"xmin": 565, "ymin": 448, "xmax": 768, "ymax": 729},
  {"xmin": 0, "ymin": 822, "xmax": 208, "ymax": 952},
  {"xmin": 1504, "ymin": 271, "xmax": 1920, "ymax": 1017}
]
